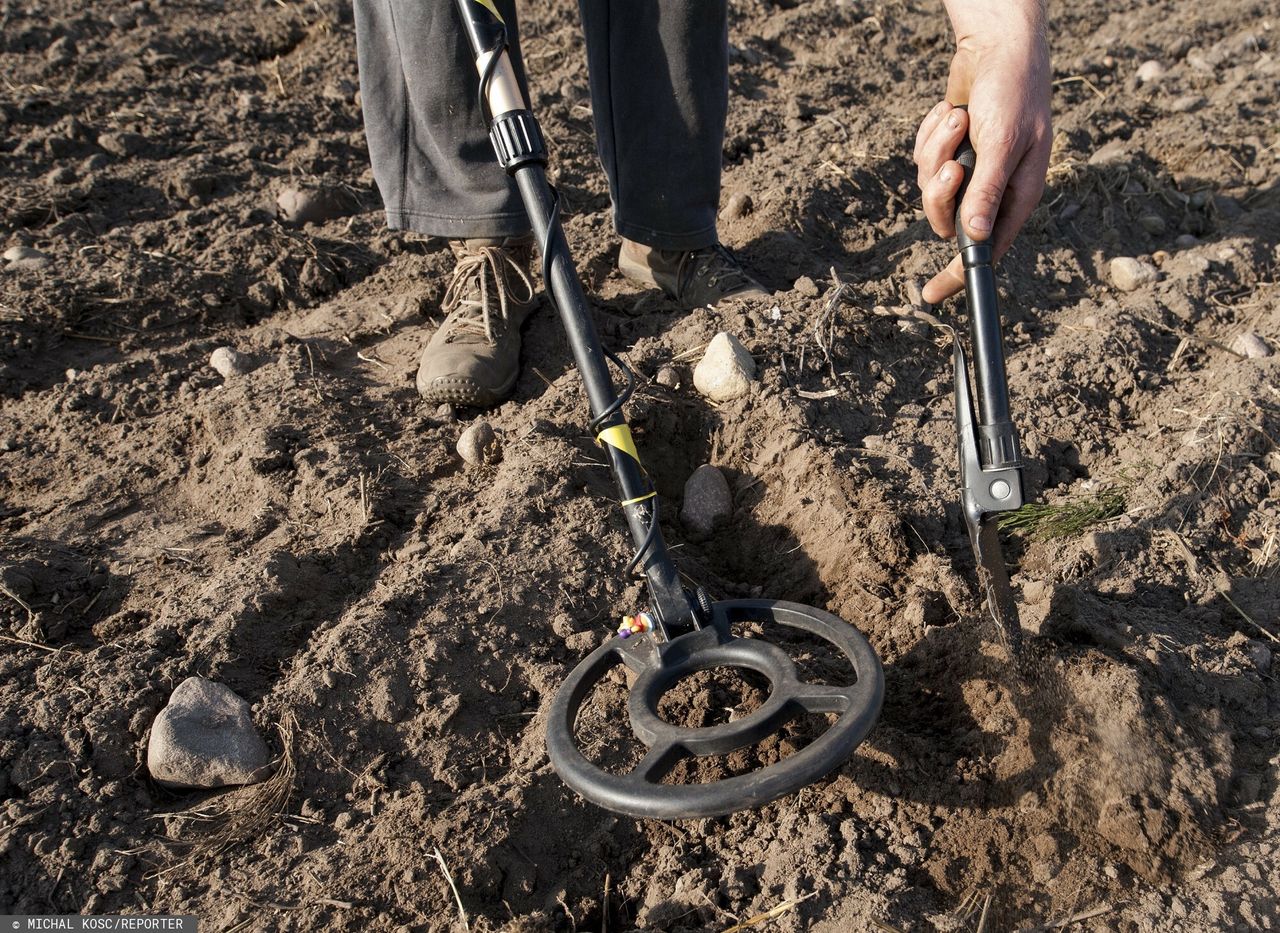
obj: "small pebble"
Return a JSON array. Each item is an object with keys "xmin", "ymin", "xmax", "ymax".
[
  {"xmin": 793, "ymin": 275, "xmax": 820, "ymax": 298},
  {"xmin": 1247, "ymin": 642, "xmax": 1272, "ymax": 673},
  {"xmin": 680, "ymin": 464, "xmax": 734, "ymax": 537},
  {"xmin": 435, "ymin": 402, "xmax": 457, "ymax": 422},
  {"xmin": 4, "ymin": 245, "xmax": 51, "ymax": 268},
  {"xmin": 1166, "ymin": 94, "xmax": 1206, "ymax": 114},
  {"xmin": 1109, "ymin": 256, "xmax": 1159, "ymax": 292},
  {"xmin": 209, "ymin": 346, "xmax": 251, "ymax": 379},
  {"xmin": 720, "ymin": 192, "xmax": 753, "ymax": 221},
  {"xmin": 456, "ymin": 420, "xmax": 500, "ymax": 465},
  {"xmin": 1232, "ymin": 331, "xmax": 1271, "ymax": 359},
  {"xmin": 1175, "ymin": 234, "xmax": 1199, "ymax": 249},
  {"xmin": 1136, "ymin": 59, "xmax": 1167, "ymax": 83},
  {"xmin": 1138, "ymin": 214, "xmax": 1165, "ymax": 236},
  {"xmin": 96, "ymin": 131, "xmax": 147, "ymax": 158},
  {"xmin": 693, "ymin": 332, "xmax": 756, "ymax": 402},
  {"xmin": 276, "ymin": 186, "xmax": 359, "ymax": 226},
  {"xmin": 655, "ymin": 365, "xmax": 681, "ymax": 389}
]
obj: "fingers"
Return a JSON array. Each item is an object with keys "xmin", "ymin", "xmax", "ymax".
[
  {"xmin": 912, "ymin": 101, "xmax": 950, "ymax": 164},
  {"xmin": 914, "ymin": 103, "xmax": 968, "ymax": 190},
  {"xmin": 922, "ymin": 254, "xmax": 964, "ymax": 304},
  {"xmin": 914, "ymin": 103, "xmax": 970, "ymax": 238},
  {"xmin": 921, "ymin": 159, "xmax": 965, "ymax": 239}
]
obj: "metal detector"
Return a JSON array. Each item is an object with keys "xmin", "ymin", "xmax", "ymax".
[{"xmin": 451, "ymin": 0, "xmax": 885, "ymax": 820}]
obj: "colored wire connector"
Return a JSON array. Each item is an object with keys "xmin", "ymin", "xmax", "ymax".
[{"xmin": 616, "ymin": 611, "xmax": 654, "ymax": 640}]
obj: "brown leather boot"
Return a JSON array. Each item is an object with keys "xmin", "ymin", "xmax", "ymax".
[
  {"xmin": 618, "ymin": 238, "xmax": 767, "ymax": 310},
  {"xmin": 416, "ymin": 236, "xmax": 540, "ymax": 408}
]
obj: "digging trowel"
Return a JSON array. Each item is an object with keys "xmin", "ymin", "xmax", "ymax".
[{"xmin": 948, "ymin": 120, "xmax": 1026, "ymax": 656}]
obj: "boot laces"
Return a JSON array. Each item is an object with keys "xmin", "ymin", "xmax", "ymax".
[
  {"xmin": 678, "ymin": 243, "xmax": 752, "ymax": 297},
  {"xmin": 441, "ymin": 245, "xmax": 535, "ymax": 344}
]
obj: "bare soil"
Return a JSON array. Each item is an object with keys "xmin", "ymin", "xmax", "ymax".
[{"xmin": 2, "ymin": 0, "xmax": 1278, "ymax": 930}]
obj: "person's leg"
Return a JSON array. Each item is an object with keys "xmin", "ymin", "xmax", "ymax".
[
  {"xmin": 577, "ymin": 0, "xmax": 729, "ymax": 251},
  {"xmin": 353, "ymin": 0, "xmax": 531, "ymax": 239}
]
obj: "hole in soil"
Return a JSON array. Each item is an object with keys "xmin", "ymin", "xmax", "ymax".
[
  {"xmin": 655, "ymin": 666, "xmax": 773, "ymax": 728},
  {"xmin": 660, "ymin": 713, "xmax": 837, "ymax": 785}
]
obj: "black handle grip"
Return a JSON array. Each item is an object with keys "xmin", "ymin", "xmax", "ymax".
[
  {"xmin": 946, "ymin": 105, "xmax": 1021, "ymax": 469},
  {"xmin": 951, "ymin": 106, "xmax": 980, "ymax": 251}
]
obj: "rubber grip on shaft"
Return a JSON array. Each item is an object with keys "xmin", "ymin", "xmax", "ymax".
[{"xmin": 951, "ymin": 105, "xmax": 981, "ymax": 253}]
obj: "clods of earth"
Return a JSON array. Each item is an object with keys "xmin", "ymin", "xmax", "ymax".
[{"xmin": 1, "ymin": 0, "xmax": 1278, "ymax": 930}]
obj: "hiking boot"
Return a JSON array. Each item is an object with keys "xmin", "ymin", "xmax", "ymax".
[
  {"xmin": 618, "ymin": 238, "xmax": 767, "ymax": 310},
  {"xmin": 416, "ymin": 236, "xmax": 540, "ymax": 408}
]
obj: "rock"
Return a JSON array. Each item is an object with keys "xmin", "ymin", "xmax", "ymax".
[
  {"xmin": 46, "ymin": 165, "xmax": 75, "ymax": 185},
  {"xmin": 1232, "ymin": 331, "xmax": 1271, "ymax": 359},
  {"xmin": 209, "ymin": 346, "xmax": 251, "ymax": 378},
  {"xmin": 693, "ymin": 332, "xmax": 756, "ymax": 402},
  {"xmin": 435, "ymin": 402, "xmax": 457, "ymax": 422},
  {"xmin": 276, "ymin": 186, "xmax": 359, "ymax": 226},
  {"xmin": 96, "ymin": 131, "xmax": 147, "ymax": 158},
  {"xmin": 655, "ymin": 365, "xmax": 681, "ymax": 389},
  {"xmin": 1247, "ymin": 642, "xmax": 1272, "ymax": 673},
  {"xmin": 680, "ymin": 464, "xmax": 733, "ymax": 536},
  {"xmin": 793, "ymin": 275, "xmax": 820, "ymax": 298},
  {"xmin": 3, "ymin": 246, "xmax": 51, "ymax": 270},
  {"xmin": 1109, "ymin": 256, "xmax": 1159, "ymax": 292},
  {"xmin": 1138, "ymin": 214, "xmax": 1166, "ymax": 236},
  {"xmin": 456, "ymin": 420, "xmax": 500, "ymax": 465},
  {"xmin": 1175, "ymin": 234, "xmax": 1199, "ymax": 249},
  {"xmin": 1088, "ymin": 140, "xmax": 1130, "ymax": 166},
  {"xmin": 1136, "ymin": 59, "xmax": 1167, "ymax": 83},
  {"xmin": 146, "ymin": 677, "xmax": 272, "ymax": 789},
  {"xmin": 1165, "ymin": 94, "xmax": 1206, "ymax": 114},
  {"xmin": 720, "ymin": 192, "xmax": 753, "ymax": 220}
]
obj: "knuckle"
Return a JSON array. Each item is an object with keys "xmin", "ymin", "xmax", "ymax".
[{"xmin": 969, "ymin": 182, "xmax": 1004, "ymax": 208}]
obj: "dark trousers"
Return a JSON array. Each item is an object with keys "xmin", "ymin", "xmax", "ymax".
[{"xmin": 353, "ymin": 0, "xmax": 728, "ymax": 250}]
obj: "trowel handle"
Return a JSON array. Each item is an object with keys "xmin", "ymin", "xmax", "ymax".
[{"xmin": 949, "ymin": 107, "xmax": 1022, "ymax": 470}]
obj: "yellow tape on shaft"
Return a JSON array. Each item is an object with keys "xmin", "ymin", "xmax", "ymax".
[
  {"xmin": 473, "ymin": 0, "xmax": 505, "ymax": 23},
  {"xmin": 596, "ymin": 425, "xmax": 641, "ymax": 464}
]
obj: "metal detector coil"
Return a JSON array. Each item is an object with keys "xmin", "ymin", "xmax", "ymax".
[{"xmin": 548, "ymin": 600, "xmax": 884, "ymax": 820}]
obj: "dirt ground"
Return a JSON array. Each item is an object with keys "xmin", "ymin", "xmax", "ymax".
[{"xmin": 2, "ymin": 0, "xmax": 1278, "ymax": 930}]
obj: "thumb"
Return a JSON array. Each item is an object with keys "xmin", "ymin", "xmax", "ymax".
[{"xmin": 958, "ymin": 143, "xmax": 1011, "ymax": 243}]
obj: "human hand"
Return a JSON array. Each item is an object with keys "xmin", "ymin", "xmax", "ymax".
[{"xmin": 913, "ymin": 15, "xmax": 1052, "ymax": 303}]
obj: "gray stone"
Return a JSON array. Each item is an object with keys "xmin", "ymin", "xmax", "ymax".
[
  {"xmin": 1166, "ymin": 94, "xmax": 1206, "ymax": 114},
  {"xmin": 456, "ymin": 420, "xmax": 500, "ymax": 465},
  {"xmin": 720, "ymin": 192, "xmax": 753, "ymax": 220},
  {"xmin": 1136, "ymin": 59, "xmax": 1167, "ymax": 83},
  {"xmin": 209, "ymin": 346, "xmax": 251, "ymax": 379},
  {"xmin": 1109, "ymin": 256, "xmax": 1159, "ymax": 292},
  {"xmin": 655, "ymin": 365, "xmax": 681, "ymax": 389},
  {"xmin": 1247, "ymin": 642, "xmax": 1271, "ymax": 673},
  {"xmin": 793, "ymin": 275, "xmax": 820, "ymax": 298},
  {"xmin": 681, "ymin": 464, "xmax": 733, "ymax": 537},
  {"xmin": 4, "ymin": 245, "xmax": 50, "ymax": 269},
  {"xmin": 693, "ymin": 332, "xmax": 756, "ymax": 402},
  {"xmin": 1138, "ymin": 214, "xmax": 1166, "ymax": 236},
  {"xmin": 1175, "ymin": 234, "xmax": 1199, "ymax": 249},
  {"xmin": 147, "ymin": 677, "xmax": 272, "ymax": 789},
  {"xmin": 276, "ymin": 186, "xmax": 359, "ymax": 226},
  {"xmin": 435, "ymin": 402, "xmax": 457, "ymax": 422},
  {"xmin": 1232, "ymin": 331, "xmax": 1271, "ymax": 359},
  {"xmin": 96, "ymin": 132, "xmax": 147, "ymax": 158}
]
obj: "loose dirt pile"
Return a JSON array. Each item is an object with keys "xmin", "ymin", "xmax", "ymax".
[{"xmin": 2, "ymin": 0, "xmax": 1277, "ymax": 930}]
